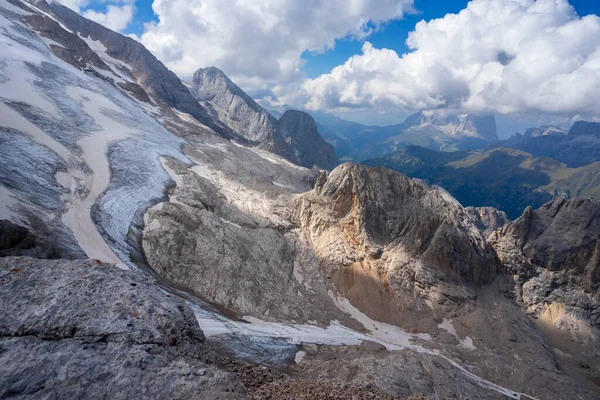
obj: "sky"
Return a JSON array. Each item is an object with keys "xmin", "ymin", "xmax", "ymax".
[{"xmin": 58, "ymin": 0, "xmax": 600, "ymax": 136}]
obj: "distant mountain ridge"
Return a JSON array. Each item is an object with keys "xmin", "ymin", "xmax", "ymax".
[
  {"xmin": 191, "ymin": 67, "xmax": 338, "ymax": 170},
  {"xmin": 499, "ymin": 121, "xmax": 600, "ymax": 167},
  {"xmin": 364, "ymin": 145, "xmax": 600, "ymax": 219},
  {"xmin": 304, "ymin": 110, "xmax": 499, "ymax": 161}
]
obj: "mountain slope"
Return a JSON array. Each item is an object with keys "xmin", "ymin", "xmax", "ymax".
[
  {"xmin": 502, "ymin": 121, "xmax": 600, "ymax": 167},
  {"xmin": 191, "ymin": 66, "xmax": 338, "ymax": 170},
  {"xmin": 311, "ymin": 110, "xmax": 499, "ymax": 161},
  {"xmin": 36, "ymin": 0, "xmax": 238, "ymax": 141},
  {"xmin": 364, "ymin": 145, "xmax": 600, "ymax": 219}
]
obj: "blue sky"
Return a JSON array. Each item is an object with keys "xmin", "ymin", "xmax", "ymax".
[{"xmin": 71, "ymin": 0, "xmax": 600, "ymax": 132}]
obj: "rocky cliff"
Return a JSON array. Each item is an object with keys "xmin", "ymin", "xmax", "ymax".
[
  {"xmin": 490, "ymin": 197, "xmax": 600, "ymax": 332},
  {"xmin": 191, "ymin": 67, "xmax": 338, "ymax": 170},
  {"xmin": 0, "ymin": 257, "xmax": 245, "ymax": 399}
]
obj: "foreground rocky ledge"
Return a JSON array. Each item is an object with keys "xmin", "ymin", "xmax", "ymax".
[{"xmin": 0, "ymin": 257, "xmax": 424, "ymax": 400}]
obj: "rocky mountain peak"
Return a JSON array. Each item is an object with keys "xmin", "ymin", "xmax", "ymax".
[
  {"xmin": 569, "ymin": 121, "xmax": 600, "ymax": 137},
  {"xmin": 490, "ymin": 196, "xmax": 600, "ymax": 330},
  {"xmin": 524, "ymin": 125, "xmax": 567, "ymax": 138},
  {"xmin": 297, "ymin": 163, "xmax": 499, "ymax": 286},
  {"xmin": 189, "ymin": 68, "xmax": 338, "ymax": 169},
  {"xmin": 401, "ymin": 111, "xmax": 498, "ymax": 141}
]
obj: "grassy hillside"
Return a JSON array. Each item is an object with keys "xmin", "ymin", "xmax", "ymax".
[{"xmin": 364, "ymin": 146, "xmax": 600, "ymax": 219}]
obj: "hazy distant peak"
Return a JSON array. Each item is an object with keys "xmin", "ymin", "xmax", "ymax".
[
  {"xmin": 523, "ymin": 125, "xmax": 567, "ymax": 138},
  {"xmin": 402, "ymin": 110, "xmax": 498, "ymax": 141}
]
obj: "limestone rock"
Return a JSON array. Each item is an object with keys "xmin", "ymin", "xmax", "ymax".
[
  {"xmin": 465, "ymin": 206, "xmax": 510, "ymax": 237},
  {"xmin": 294, "ymin": 163, "xmax": 500, "ymax": 328},
  {"xmin": 0, "ymin": 257, "xmax": 246, "ymax": 399},
  {"xmin": 191, "ymin": 67, "xmax": 338, "ymax": 170},
  {"xmin": 490, "ymin": 197, "xmax": 600, "ymax": 331}
]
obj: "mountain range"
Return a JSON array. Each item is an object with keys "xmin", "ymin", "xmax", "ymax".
[
  {"xmin": 301, "ymin": 110, "xmax": 499, "ymax": 161},
  {"xmin": 364, "ymin": 145, "xmax": 600, "ymax": 219},
  {"xmin": 1, "ymin": 1, "xmax": 599, "ymax": 399}
]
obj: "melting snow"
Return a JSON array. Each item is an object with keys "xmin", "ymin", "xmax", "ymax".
[
  {"xmin": 0, "ymin": 184, "xmax": 17, "ymax": 220},
  {"xmin": 0, "ymin": 102, "xmax": 70, "ymax": 160},
  {"xmin": 61, "ymin": 86, "xmax": 132, "ymax": 269},
  {"xmin": 438, "ymin": 318, "xmax": 477, "ymax": 351}
]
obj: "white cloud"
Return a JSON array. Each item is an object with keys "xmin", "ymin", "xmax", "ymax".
[
  {"xmin": 140, "ymin": 0, "xmax": 415, "ymax": 93},
  {"xmin": 82, "ymin": 3, "xmax": 133, "ymax": 32},
  {"xmin": 55, "ymin": 0, "xmax": 89, "ymax": 11},
  {"xmin": 56, "ymin": 0, "xmax": 134, "ymax": 32},
  {"xmin": 299, "ymin": 0, "xmax": 600, "ymax": 117}
]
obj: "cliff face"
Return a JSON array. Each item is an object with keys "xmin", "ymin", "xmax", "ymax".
[
  {"xmin": 490, "ymin": 197, "xmax": 600, "ymax": 332},
  {"xmin": 277, "ymin": 110, "xmax": 339, "ymax": 170},
  {"xmin": 191, "ymin": 67, "xmax": 278, "ymax": 144},
  {"xmin": 295, "ymin": 164, "xmax": 499, "ymax": 285},
  {"xmin": 293, "ymin": 164, "xmax": 500, "ymax": 330},
  {"xmin": 569, "ymin": 121, "xmax": 600, "ymax": 137},
  {"xmin": 191, "ymin": 67, "xmax": 338, "ymax": 170}
]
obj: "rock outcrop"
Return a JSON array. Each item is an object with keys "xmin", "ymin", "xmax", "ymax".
[
  {"xmin": 277, "ymin": 110, "xmax": 338, "ymax": 170},
  {"xmin": 294, "ymin": 163, "xmax": 500, "ymax": 328},
  {"xmin": 490, "ymin": 197, "xmax": 600, "ymax": 332},
  {"xmin": 191, "ymin": 67, "xmax": 338, "ymax": 170},
  {"xmin": 141, "ymin": 152, "xmax": 346, "ymax": 325},
  {"xmin": 465, "ymin": 206, "xmax": 510, "ymax": 237},
  {"xmin": 0, "ymin": 257, "xmax": 246, "ymax": 399},
  {"xmin": 296, "ymin": 163, "xmax": 499, "ymax": 285}
]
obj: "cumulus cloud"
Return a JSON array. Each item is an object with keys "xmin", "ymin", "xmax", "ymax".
[
  {"xmin": 83, "ymin": 3, "xmax": 133, "ymax": 32},
  {"xmin": 299, "ymin": 0, "xmax": 600, "ymax": 117},
  {"xmin": 140, "ymin": 0, "xmax": 415, "ymax": 93},
  {"xmin": 56, "ymin": 0, "xmax": 134, "ymax": 32}
]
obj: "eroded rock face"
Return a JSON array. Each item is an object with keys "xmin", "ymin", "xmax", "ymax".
[
  {"xmin": 0, "ymin": 257, "xmax": 245, "ymax": 399},
  {"xmin": 191, "ymin": 67, "xmax": 338, "ymax": 170},
  {"xmin": 294, "ymin": 163, "xmax": 500, "ymax": 327},
  {"xmin": 296, "ymin": 163, "xmax": 499, "ymax": 283},
  {"xmin": 490, "ymin": 197, "xmax": 600, "ymax": 332},
  {"xmin": 141, "ymin": 156, "xmax": 348, "ymax": 325},
  {"xmin": 277, "ymin": 110, "xmax": 338, "ymax": 170},
  {"xmin": 465, "ymin": 206, "xmax": 510, "ymax": 237},
  {"xmin": 191, "ymin": 67, "xmax": 279, "ymax": 144}
]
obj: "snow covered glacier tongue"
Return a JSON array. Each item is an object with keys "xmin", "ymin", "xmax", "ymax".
[{"xmin": 0, "ymin": 1, "xmax": 191, "ymax": 265}]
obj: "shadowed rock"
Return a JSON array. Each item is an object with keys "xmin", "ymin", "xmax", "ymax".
[{"xmin": 191, "ymin": 67, "xmax": 338, "ymax": 170}]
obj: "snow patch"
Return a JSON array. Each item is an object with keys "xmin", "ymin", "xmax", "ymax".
[
  {"xmin": 191, "ymin": 164, "xmax": 213, "ymax": 180},
  {"xmin": 438, "ymin": 318, "xmax": 477, "ymax": 351},
  {"xmin": 0, "ymin": 184, "xmax": 17, "ymax": 220},
  {"xmin": 329, "ymin": 290, "xmax": 432, "ymax": 348},
  {"xmin": 458, "ymin": 336, "xmax": 477, "ymax": 351},
  {"xmin": 294, "ymin": 350, "xmax": 306, "ymax": 364}
]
